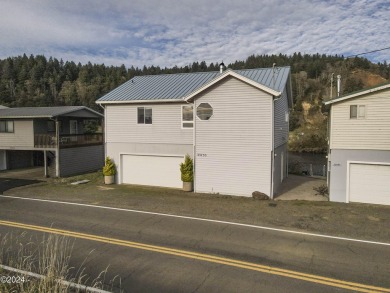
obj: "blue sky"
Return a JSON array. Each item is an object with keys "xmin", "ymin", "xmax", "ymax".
[{"xmin": 0, "ymin": 0, "xmax": 389, "ymax": 68}]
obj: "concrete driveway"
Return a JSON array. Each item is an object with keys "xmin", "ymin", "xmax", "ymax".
[
  {"xmin": 0, "ymin": 167, "xmax": 44, "ymax": 194},
  {"xmin": 275, "ymin": 174, "xmax": 328, "ymax": 201}
]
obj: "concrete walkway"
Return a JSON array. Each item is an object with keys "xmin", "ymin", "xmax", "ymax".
[{"xmin": 275, "ymin": 174, "xmax": 328, "ymax": 201}]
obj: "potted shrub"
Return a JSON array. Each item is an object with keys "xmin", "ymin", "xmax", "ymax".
[
  {"xmin": 180, "ymin": 155, "xmax": 193, "ymax": 192},
  {"xmin": 103, "ymin": 157, "xmax": 116, "ymax": 185}
]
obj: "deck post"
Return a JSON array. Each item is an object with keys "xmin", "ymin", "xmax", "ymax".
[{"xmin": 43, "ymin": 150, "xmax": 48, "ymax": 177}]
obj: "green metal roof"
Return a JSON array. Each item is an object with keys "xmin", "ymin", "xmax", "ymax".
[{"xmin": 97, "ymin": 66, "xmax": 291, "ymax": 103}]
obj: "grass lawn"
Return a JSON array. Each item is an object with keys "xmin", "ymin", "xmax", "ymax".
[{"xmin": 4, "ymin": 171, "xmax": 390, "ymax": 243}]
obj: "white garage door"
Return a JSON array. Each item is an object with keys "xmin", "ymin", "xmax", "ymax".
[
  {"xmin": 349, "ymin": 163, "xmax": 390, "ymax": 205},
  {"xmin": 121, "ymin": 154, "xmax": 183, "ymax": 188}
]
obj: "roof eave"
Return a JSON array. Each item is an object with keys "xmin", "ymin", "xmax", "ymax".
[
  {"xmin": 184, "ymin": 69, "xmax": 281, "ymax": 101},
  {"xmin": 96, "ymin": 99, "xmax": 185, "ymax": 105},
  {"xmin": 52, "ymin": 106, "xmax": 104, "ymax": 118},
  {"xmin": 0, "ymin": 115, "xmax": 53, "ymax": 119},
  {"xmin": 324, "ymin": 83, "xmax": 390, "ymax": 105}
]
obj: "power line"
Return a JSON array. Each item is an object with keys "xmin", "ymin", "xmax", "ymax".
[{"xmin": 346, "ymin": 46, "xmax": 390, "ymax": 58}]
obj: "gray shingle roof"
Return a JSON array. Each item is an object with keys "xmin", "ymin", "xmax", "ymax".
[
  {"xmin": 97, "ymin": 66, "xmax": 290, "ymax": 102},
  {"xmin": 0, "ymin": 106, "xmax": 103, "ymax": 119}
]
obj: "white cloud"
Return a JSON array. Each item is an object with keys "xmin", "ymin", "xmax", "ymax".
[{"xmin": 0, "ymin": 0, "xmax": 388, "ymax": 67}]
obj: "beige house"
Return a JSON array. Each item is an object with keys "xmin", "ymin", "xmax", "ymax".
[
  {"xmin": 325, "ymin": 82, "xmax": 390, "ymax": 205},
  {"xmin": 97, "ymin": 66, "xmax": 292, "ymax": 198},
  {"xmin": 0, "ymin": 106, "xmax": 104, "ymax": 177}
]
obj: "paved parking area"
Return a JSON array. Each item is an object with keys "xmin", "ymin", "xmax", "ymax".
[
  {"xmin": 275, "ymin": 174, "xmax": 328, "ymax": 201},
  {"xmin": 0, "ymin": 167, "xmax": 45, "ymax": 194},
  {"xmin": 0, "ymin": 167, "xmax": 45, "ymax": 180}
]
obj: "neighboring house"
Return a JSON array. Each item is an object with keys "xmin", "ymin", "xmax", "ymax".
[
  {"xmin": 0, "ymin": 106, "xmax": 104, "ymax": 177},
  {"xmin": 325, "ymin": 82, "xmax": 390, "ymax": 205},
  {"xmin": 96, "ymin": 66, "xmax": 292, "ymax": 198}
]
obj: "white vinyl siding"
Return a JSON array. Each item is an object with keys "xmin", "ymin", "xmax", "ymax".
[
  {"xmin": 194, "ymin": 76, "xmax": 272, "ymax": 197},
  {"xmin": 330, "ymin": 88, "xmax": 390, "ymax": 150},
  {"xmin": 106, "ymin": 103, "xmax": 193, "ymax": 145},
  {"xmin": 0, "ymin": 120, "xmax": 34, "ymax": 148},
  {"xmin": 274, "ymin": 88, "xmax": 289, "ymax": 148}
]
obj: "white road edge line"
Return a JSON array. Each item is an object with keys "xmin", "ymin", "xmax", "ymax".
[{"xmin": 1, "ymin": 195, "xmax": 389, "ymax": 246}]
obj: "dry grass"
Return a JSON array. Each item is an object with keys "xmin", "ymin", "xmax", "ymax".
[{"xmin": 0, "ymin": 232, "xmax": 121, "ymax": 293}]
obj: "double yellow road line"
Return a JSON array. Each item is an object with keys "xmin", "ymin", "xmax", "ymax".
[{"xmin": 0, "ymin": 220, "xmax": 388, "ymax": 293}]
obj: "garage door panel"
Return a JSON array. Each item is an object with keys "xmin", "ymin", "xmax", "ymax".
[
  {"xmin": 122, "ymin": 155, "xmax": 183, "ymax": 188},
  {"xmin": 349, "ymin": 164, "xmax": 390, "ymax": 205}
]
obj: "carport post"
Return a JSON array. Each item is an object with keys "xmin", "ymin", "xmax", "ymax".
[{"xmin": 43, "ymin": 150, "xmax": 48, "ymax": 177}]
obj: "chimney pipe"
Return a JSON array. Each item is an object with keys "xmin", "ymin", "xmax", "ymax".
[
  {"xmin": 337, "ymin": 75, "xmax": 341, "ymax": 97},
  {"xmin": 219, "ymin": 62, "xmax": 225, "ymax": 74}
]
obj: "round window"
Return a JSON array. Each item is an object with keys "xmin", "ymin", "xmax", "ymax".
[{"xmin": 197, "ymin": 103, "xmax": 213, "ymax": 120}]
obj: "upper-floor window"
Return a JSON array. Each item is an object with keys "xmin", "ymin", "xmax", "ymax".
[
  {"xmin": 182, "ymin": 105, "xmax": 193, "ymax": 128},
  {"xmin": 350, "ymin": 105, "xmax": 365, "ymax": 119},
  {"xmin": 0, "ymin": 120, "xmax": 14, "ymax": 133},
  {"xmin": 138, "ymin": 107, "xmax": 152, "ymax": 124},
  {"xmin": 197, "ymin": 103, "xmax": 213, "ymax": 120}
]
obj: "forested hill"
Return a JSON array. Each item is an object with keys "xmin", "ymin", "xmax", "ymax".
[{"xmin": 1, "ymin": 53, "xmax": 389, "ymax": 152}]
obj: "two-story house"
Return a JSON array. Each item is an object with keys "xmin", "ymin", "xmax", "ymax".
[
  {"xmin": 325, "ymin": 83, "xmax": 390, "ymax": 205},
  {"xmin": 96, "ymin": 66, "xmax": 292, "ymax": 198},
  {"xmin": 0, "ymin": 106, "xmax": 104, "ymax": 177}
]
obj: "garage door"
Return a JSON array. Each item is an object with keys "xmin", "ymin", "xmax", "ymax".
[
  {"xmin": 121, "ymin": 154, "xmax": 184, "ymax": 188},
  {"xmin": 349, "ymin": 163, "xmax": 390, "ymax": 205}
]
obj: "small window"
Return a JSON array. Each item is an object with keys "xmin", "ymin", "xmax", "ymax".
[
  {"xmin": 350, "ymin": 105, "xmax": 365, "ymax": 119},
  {"xmin": 197, "ymin": 103, "xmax": 213, "ymax": 120},
  {"xmin": 0, "ymin": 120, "xmax": 14, "ymax": 133},
  {"xmin": 182, "ymin": 105, "xmax": 193, "ymax": 128},
  {"xmin": 138, "ymin": 107, "xmax": 152, "ymax": 124}
]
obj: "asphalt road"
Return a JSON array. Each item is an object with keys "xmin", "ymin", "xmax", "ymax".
[
  {"xmin": 0, "ymin": 195, "xmax": 389, "ymax": 293},
  {"xmin": 0, "ymin": 178, "xmax": 42, "ymax": 194}
]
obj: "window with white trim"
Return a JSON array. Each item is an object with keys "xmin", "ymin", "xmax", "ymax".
[
  {"xmin": 182, "ymin": 105, "xmax": 193, "ymax": 128},
  {"xmin": 197, "ymin": 103, "xmax": 213, "ymax": 120},
  {"xmin": 0, "ymin": 120, "xmax": 14, "ymax": 133},
  {"xmin": 350, "ymin": 105, "xmax": 365, "ymax": 119},
  {"xmin": 137, "ymin": 107, "xmax": 152, "ymax": 124}
]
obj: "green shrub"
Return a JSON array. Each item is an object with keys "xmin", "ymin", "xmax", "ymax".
[
  {"xmin": 102, "ymin": 157, "xmax": 116, "ymax": 176},
  {"xmin": 313, "ymin": 184, "xmax": 329, "ymax": 196},
  {"xmin": 180, "ymin": 155, "xmax": 193, "ymax": 182}
]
